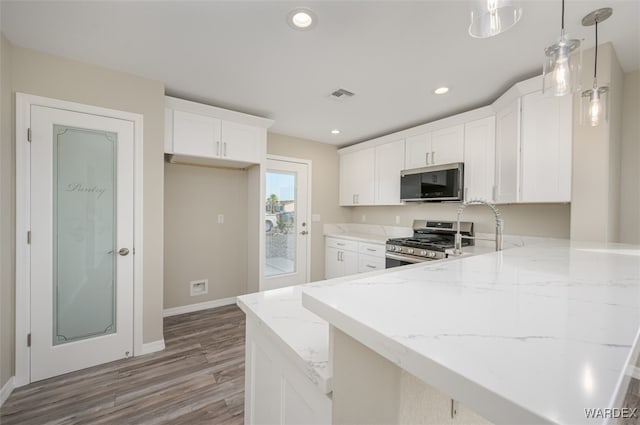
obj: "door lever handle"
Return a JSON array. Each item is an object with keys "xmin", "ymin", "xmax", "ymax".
[
  {"xmin": 300, "ymin": 230, "xmax": 308, "ymax": 235},
  {"xmin": 118, "ymin": 248, "xmax": 130, "ymax": 256}
]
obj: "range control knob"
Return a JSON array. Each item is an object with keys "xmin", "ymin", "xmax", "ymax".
[
  {"xmin": 428, "ymin": 251, "xmax": 436, "ymax": 258},
  {"xmin": 395, "ymin": 246, "xmax": 402, "ymax": 252},
  {"xmin": 407, "ymin": 248, "xmax": 414, "ymax": 254},
  {"xmin": 420, "ymin": 250, "xmax": 427, "ymax": 256}
]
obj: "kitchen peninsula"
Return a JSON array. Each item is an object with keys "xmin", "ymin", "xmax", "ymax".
[{"xmin": 238, "ymin": 240, "xmax": 640, "ymax": 424}]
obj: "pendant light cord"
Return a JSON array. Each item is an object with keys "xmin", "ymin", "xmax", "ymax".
[
  {"xmin": 561, "ymin": 0, "xmax": 565, "ymax": 30},
  {"xmin": 594, "ymin": 20, "xmax": 599, "ymax": 80}
]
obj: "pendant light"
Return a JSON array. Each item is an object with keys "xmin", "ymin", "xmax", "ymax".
[
  {"xmin": 468, "ymin": 0, "xmax": 522, "ymax": 38},
  {"xmin": 581, "ymin": 8, "xmax": 612, "ymax": 127},
  {"xmin": 542, "ymin": 0, "xmax": 581, "ymax": 96}
]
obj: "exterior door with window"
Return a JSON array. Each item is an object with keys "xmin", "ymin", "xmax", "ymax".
[
  {"xmin": 263, "ymin": 158, "xmax": 310, "ymax": 290},
  {"xmin": 29, "ymin": 105, "xmax": 135, "ymax": 382}
]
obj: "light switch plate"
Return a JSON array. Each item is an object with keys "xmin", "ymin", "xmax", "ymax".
[{"xmin": 217, "ymin": 214, "xmax": 224, "ymax": 224}]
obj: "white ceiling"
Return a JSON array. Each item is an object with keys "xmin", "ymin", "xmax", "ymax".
[{"xmin": 1, "ymin": 1, "xmax": 638, "ymax": 146}]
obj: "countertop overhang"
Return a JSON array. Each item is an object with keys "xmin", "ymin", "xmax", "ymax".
[{"xmin": 302, "ymin": 240, "xmax": 640, "ymax": 425}]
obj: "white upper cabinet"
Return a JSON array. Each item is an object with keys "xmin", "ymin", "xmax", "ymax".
[
  {"xmin": 172, "ymin": 109, "xmax": 221, "ymax": 158},
  {"xmin": 340, "ymin": 148, "xmax": 375, "ymax": 206},
  {"xmin": 221, "ymin": 120, "xmax": 262, "ymax": 164},
  {"xmin": 404, "ymin": 125, "xmax": 463, "ymax": 169},
  {"xmin": 404, "ymin": 133, "xmax": 431, "ymax": 169},
  {"xmin": 494, "ymin": 98, "xmax": 521, "ymax": 204},
  {"xmin": 464, "ymin": 116, "xmax": 495, "ymax": 202},
  {"xmin": 520, "ymin": 91, "xmax": 572, "ymax": 203},
  {"xmin": 375, "ymin": 139, "xmax": 405, "ymax": 205},
  {"xmin": 165, "ymin": 96, "xmax": 273, "ymax": 168},
  {"xmin": 430, "ymin": 125, "xmax": 464, "ymax": 165}
]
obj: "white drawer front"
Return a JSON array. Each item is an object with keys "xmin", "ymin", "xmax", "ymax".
[
  {"xmin": 358, "ymin": 255, "xmax": 386, "ymax": 273},
  {"xmin": 358, "ymin": 242, "xmax": 385, "ymax": 258},
  {"xmin": 326, "ymin": 237, "xmax": 357, "ymax": 252}
]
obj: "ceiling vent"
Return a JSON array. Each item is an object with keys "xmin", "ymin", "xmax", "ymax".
[{"xmin": 329, "ymin": 88, "xmax": 355, "ymax": 101}]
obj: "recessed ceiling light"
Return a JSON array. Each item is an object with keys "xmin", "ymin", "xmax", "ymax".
[
  {"xmin": 434, "ymin": 87, "xmax": 450, "ymax": 95},
  {"xmin": 331, "ymin": 129, "xmax": 341, "ymax": 135},
  {"xmin": 287, "ymin": 8, "xmax": 317, "ymax": 30}
]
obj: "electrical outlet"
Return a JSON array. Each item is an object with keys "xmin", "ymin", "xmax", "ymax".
[
  {"xmin": 217, "ymin": 214, "xmax": 224, "ymax": 224},
  {"xmin": 395, "ymin": 216, "xmax": 400, "ymax": 225},
  {"xmin": 190, "ymin": 279, "xmax": 208, "ymax": 296}
]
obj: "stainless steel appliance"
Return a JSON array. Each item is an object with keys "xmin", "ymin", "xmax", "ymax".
[
  {"xmin": 385, "ymin": 219, "xmax": 473, "ymax": 268},
  {"xmin": 400, "ymin": 162, "xmax": 464, "ymax": 202}
]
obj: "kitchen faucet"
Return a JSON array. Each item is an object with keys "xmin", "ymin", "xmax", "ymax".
[{"xmin": 453, "ymin": 199, "xmax": 503, "ymax": 254}]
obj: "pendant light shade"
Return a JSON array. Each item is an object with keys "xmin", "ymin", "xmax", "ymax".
[
  {"xmin": 469, "ymin": 0, "xmax": 522, "ymax": 38},
  {"xmin": 542, "ymin": 0, "xmax": 581, "ymax": 96},
  {"xmin": 581, "ymin": 8, "xmax": 612, "ymax": 127}
]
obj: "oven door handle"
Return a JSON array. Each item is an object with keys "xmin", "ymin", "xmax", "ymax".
[{"xmin": 385, "ymin": 253, "xmax": 427, "ymax": 264}]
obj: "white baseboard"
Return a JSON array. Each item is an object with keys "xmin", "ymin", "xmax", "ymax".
[
  {"xmin": 162, "ymin": 296, "xmax": 237, "ymax": 317},
  {"xmin": 140, "ymin": 339, "xmax": 166, "ymax": 355},
  {"xmin": 0, "ymin": 376, "xmax": 15, "ymax": 407}
]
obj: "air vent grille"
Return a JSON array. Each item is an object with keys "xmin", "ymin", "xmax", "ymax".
[{"xmin": 329, "ymin": 88, "xmax": 355, "ymax": 100}]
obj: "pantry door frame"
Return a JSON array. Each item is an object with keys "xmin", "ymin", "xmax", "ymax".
[{"xmin": 14, "ymin": 93, "xmax": 145, "ymax": 387}]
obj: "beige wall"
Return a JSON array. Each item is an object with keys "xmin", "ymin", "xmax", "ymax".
[
  {"xmin": 267, "ymin": 133, "xmax": 351, "ymax": 282},
  {"xmin": 619, "ymin": 70, "xmax": 640, "ymax": 244},
  {"xmin": 1, "ymin": 34, "xmax": 15, "ymax": 389},
  {"xmin": 164, "ymin": 163, "xmax": 248, "ymax": 308},
  {"xmin": 5, "ymin": 42, "xmax": 166, "ymax": 357},
  {"xmin": 350, "ymin": 203, "xmax": 570, "ymax": 238},
  {"xmin": 571, "ymin": 43, "xmax": 624, "ymax": 242}
]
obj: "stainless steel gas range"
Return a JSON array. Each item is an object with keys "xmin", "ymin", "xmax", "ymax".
[{"xmin": 385, "ymin": 220, "xmax": 474, "ymax": 268}]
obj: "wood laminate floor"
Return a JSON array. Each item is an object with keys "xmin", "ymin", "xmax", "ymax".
[{"xmin": 0, "ymin": 304, "xmax": 246, "ymax": 425}]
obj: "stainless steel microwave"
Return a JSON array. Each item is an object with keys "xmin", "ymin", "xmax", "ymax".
[{"xmin": 400, "ymin": 162, "xmax": 464, "ymax": 202}]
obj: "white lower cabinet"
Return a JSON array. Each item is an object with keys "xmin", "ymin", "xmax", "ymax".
[
  {"xmin": 325, "ymin": 237, "xmax": 385, "ymax": 279},
  {"xmin": 244, "ymin": 319, "xmax": 332, "ymax": 425},
  {"xmin": 325, "ymin": 238, "xmax": 358, "ymax": 279}
]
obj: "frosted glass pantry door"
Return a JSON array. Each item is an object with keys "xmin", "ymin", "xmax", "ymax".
[{"xmin": 30, "ymin": 105, "xmax": 134, "ymax": 382}]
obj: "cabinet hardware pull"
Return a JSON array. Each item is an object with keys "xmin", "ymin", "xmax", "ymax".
[
  {"xmin": 223, "ymin": 142, "xmax": 227, "ymax": 157},
  {"xmin": 337, "ymin": 243, "xmax": 345, "ymax": 246},
  {"xmin": 425, "ymin": 152, "xmax": 429, "ymax": 165},
  {"xmin": 216, "ymin": 141, "xmax": 220, "ymax": 156},
  {"xmin": 431, "ymin": 151, "xmax": 435, "ymax": 164},
  {"xmin": 366, "ymin": 248, "xmax": 376, "ymax": 252},
  {"xmin": 366, "ymin": 264, "xmax": 376, "ymax": 269},
  {"xmin": 464, "ymin": 188, "xmax": 468, "ymax": 200}
]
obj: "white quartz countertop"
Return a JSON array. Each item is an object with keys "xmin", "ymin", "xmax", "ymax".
[
  {"xmin": 324, "ymin": 232, "xmax": 389, "ymax": 244},
  {"xmin": 236, "ymin": 285, "xmax": 332, "ymax": 394},
  {"xmin": 302, "ymin": 240, "xmax": 640, "ymax": 425}
]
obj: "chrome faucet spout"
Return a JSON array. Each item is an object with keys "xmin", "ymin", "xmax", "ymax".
[{"xmin": 454, "ymin": 199, "xmax": 503, "ymax": 254}]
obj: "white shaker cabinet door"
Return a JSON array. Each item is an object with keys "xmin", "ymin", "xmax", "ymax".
[
  {"xmin": 520, "ymin": 91, "xmax": 572, "ymax": 202},
  {"xmin": 464, "ymin": 116, "xmax": 496, "ymax": 202},
  {"xmin": 221, "ymin": 120, "xmax": 262, "ymax": 163},
  {"xmin": 375, "ymin": 139, "xmax": 405, "ymax": 205},
  {"xmin": 172, "ymin": 109, "xmax": 221, "ymax": 157},
  {"xmin": 430, "ymin": 124, "xmax": 464, "ymax": 165},
  {"xmin": 325, "ymin": 246, "xmax": 344, "ymax": 279},
  {"xmin": 494, "ymin": 99, "xmax": 521, "ymax": 203},
  {"xmin": 404, "ymin": 132, "xmax": 431, "ymax": 169},
  {"xmin": 339, "ymin": 148, "xmax": 375, "ymax": 206}
]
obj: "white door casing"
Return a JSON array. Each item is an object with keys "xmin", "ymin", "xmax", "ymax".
[
  {"xmin": 15, "ymin": 93, "xmax": 144, "ymax": 386},
  {"xmin": 262, "ymin": 156, "xmax": 311, "ymax": 290}
]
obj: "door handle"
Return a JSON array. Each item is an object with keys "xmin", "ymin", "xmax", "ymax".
[
  {"xmin": 118, "ymin": 248, "xmax": 130, "ymax": 256},
  {"xmin": 300, "ymin": 230, "xmax": 308, "ymax": 235}
]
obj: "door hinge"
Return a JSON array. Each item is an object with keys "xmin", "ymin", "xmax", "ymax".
[
  {"xmin": 27, "ymin": 128, "xmax": 32, "ymax": 142},
  {"xmin": 27, "ymin": 333, "xmax": 31, "ymax": 347},
  {"xmin": 27, "ymin": 231, "xmax": 31, "ymax": 244}
]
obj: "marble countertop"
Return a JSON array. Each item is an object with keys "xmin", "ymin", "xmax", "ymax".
[
  {"xmin": 236, "ymin": 285, "xmax": 332, "ymax": 394},
  {"xmin": 302, "ymin": 240, "xmax": 640, "ymax": 425},
  {"xmin": 324, "ymin": 232, "xmax": 389, "ymax": 244}
]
